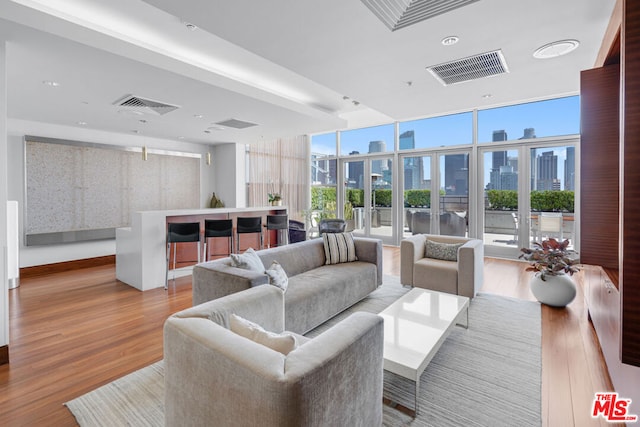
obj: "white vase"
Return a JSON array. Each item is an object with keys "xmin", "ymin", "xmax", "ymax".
[{"xmin": 529, "ymin": 274, "xmax": 577, "ymax": 308}]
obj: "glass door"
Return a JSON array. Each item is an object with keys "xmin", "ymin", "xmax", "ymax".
[
  {"xmin": 479, "ymin": 142, "xmax": 577, "ymax": 258},
  {"xmin": 401, "ymin": 155, "xmax": 432, "ymax": 238},
  {"xmin": 400, "ymin": 151, "xmax": 469, "ymax": 238},
  {"xmin": 437, "ymin": 153, "xmax": 469, "ymax": 237},
  {"xmin": 480, "ymin": 148, "xmax": 521, "ymax": 258},
  {"xmin": 341, "ymin": 156, "xmax": 395, "ymax": 243},
  {"xmin": 528, "ymin": 145, "xmax": 576, "ymax": 250}
]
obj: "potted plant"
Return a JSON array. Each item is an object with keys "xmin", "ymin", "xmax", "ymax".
[
  {"xmin": 344, "ymin": 201, "xmax": 355, "ymax": 231},
  {"xmin": 519, "ymin": 238, "xmax": 579, "ymax": 307},
  {"xmin": 268, "ymin": 192, "xmax": 282, "ymax": 206},
  {"xmin": 268, "ymin": 180, "xmax": 283, "ymax": 206}
]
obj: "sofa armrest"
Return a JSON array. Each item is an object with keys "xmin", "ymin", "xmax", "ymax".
[
  {"xmin": 457, "ymin": 239, "xmax": 484, "ymax": 298},
  {"xmin": 354, "ymin": 237, "xmax": 383, "ymax": 286},
  {"xmin": 164, "ymin": 316, "xmax": 288, "ymax": 427},
  {"xmin": 400, "ymin": 234, "xmax": 427, "ymax": 286},
  {"xmin": 192, "ymin": 259, "xmax": 268, "ymax": 306},
  {"xmin": 285, "ymin": 312, "xmax": 384, "ymax": 426}
]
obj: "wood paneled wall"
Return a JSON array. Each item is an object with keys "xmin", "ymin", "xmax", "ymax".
[
  {"xmin": 580, "ymin": 64, "xmax": 620, "ymax": 270},
  {"xmin": 621, "ymin": 0, "xmax": 640, "ymax": 367}
]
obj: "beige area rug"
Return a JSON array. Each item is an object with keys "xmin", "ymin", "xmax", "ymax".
[{"xmin": 66, "ymin": 276, "xmax": 541, "ymax": 427}]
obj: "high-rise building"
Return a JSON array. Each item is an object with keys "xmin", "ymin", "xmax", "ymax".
[
  {"xmin": 488, "ymin": 130, "xmax": 510, "ymax": 190},
  {"xmin": 521, "ymin": 128, "xmax": 536, "ymax": 139},
  {"xmin": 399, "ymin": 131, "xmax": 415, "ymax": 150},
  {"xmin": 536, "ymin": 150, "xmax": 558, "ymax": 190},
  {"xmin": 444, "ymin": 154, "xmax": 469, "ymax": 195},
  {"xmin": 347, "ymin": 154, "xmax": 363, "ymax": 188},
  {"xmin": 565, "ymin": 146, "xmax": 575, "ymax": 191},
  {"xmin": 368, "ymin": 140, "xmax": 388, "ymax": 175},
  {"xmin": 400, "ymin": 131, "xmax": 424, "ymax": 190}
]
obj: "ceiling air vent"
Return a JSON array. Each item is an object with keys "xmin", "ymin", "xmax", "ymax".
[
  {"xmin": 361, "ymin": 0, "xmax": 480, "ymax": 32},
  {"xmin": 426, "ymin": 49, "xmax": 509, "ymax": 86},
  {"xmin": 113, "ymin": 95, "xmax": 180, "ymax": 116},
  {"xmin": 214, "ymin": 118, "xmax": 258, "ymax": 129}
]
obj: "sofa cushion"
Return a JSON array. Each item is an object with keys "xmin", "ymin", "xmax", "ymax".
[
  {"xmin": 265, "ymin": 261, "xmax": 288, "ymax": 292},
  {"xmin": 413, "ymin": 257, "xmax": 458, "ymax": 294},
  {"xmin": 323, "ymin": 232, "xmax": 358, "ymax": 265},
  {"xmin": 230, "ymin": 313, "xmax": 297, "ymax": 355},
  {"xmin": 230, "ymin": 247, "xmax": 264, "ymax": 272},
  {"xmin": 425, "ymin": 239, "xmax": 463, "ymax": 261},
  {"xmin": 284, "ymin": 261, "xmax": 377, "ymax": 334}
]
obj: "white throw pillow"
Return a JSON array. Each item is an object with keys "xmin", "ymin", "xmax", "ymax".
[
  {"xmin": 229, "ymin": 314, "xmax": 297, "ymax": 355},
  {"xmin": 265, "ymin": 261, "xmax": 288, "ymax": 292},
  {"xmin": 323, "ymin": 232, "xmax": 358, "ymax": 265},
  {"xmin": 230, "ymin": 247, "xmax": 264, "ymax": 272}
]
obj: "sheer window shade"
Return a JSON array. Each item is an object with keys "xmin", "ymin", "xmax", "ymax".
[{"xmin": 247, "ymin": 135, "xmax": 310, "ymax": 222}]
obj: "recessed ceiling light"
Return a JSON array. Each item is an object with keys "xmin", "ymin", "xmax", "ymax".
[
  {"xmin": 139, "ymin": 119, "xmax": 147, "ymax": 124},
  {"xmin": 533, "ymin": 39, "xmax": 580, "ymax": 59},
  {"xmin": 194, "ymin": 114, "xmax": 203, "ymax": 119},
  {"xmin": 42, "ymin": 80, "xmax": 60, "ymax": 87},
  {"xmin": 482, "ymin": 94, "xmax": 492, "ymax": 99},
  {"xmin": 204, "ymin": 130, "xmax": 211, "ymax": 134},
  {"xmin": 131, "ymin": 130, "xmax": 139, "ymax": 134},
  {"xmin": 77, "ymin": 121, "xmax": 87, "ymax": 125},
  {"xmin": 441, "ymin": 36, "xmax": 459, "ymax": 46},
  {"xmin": 183, "ymin": 21, "xmax": 198, "ymax": 31},
  {"xmin": 177, "ymin": 136, "xmax": 185, "ymax": 140}
]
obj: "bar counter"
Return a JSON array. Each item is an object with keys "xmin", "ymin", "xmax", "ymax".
[{"xmin": 116, "ymin": 206, "xmax": 286, "ymax": 291}]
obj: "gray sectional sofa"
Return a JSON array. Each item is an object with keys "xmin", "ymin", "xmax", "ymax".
[
  {"xmin": 192, "ymin": 236, "xmax": 383, "ymax": 334},
  {"xmin": 164, "ymin": 285, "xmax": 384, "ymax": 427}
]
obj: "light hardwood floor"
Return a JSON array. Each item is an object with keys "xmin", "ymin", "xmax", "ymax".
[{"xmin": 0, "ymin": 247, "xmax": 618, "ymax": 426}]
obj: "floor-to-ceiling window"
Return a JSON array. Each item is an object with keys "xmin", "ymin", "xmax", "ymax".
[
  {"xmin": 309, "ymin": 95, "xmax": 580, "ymax": 258},
  {"xmin": 477, "ymin": 96, "xmax": 579, "ymax": 257}
]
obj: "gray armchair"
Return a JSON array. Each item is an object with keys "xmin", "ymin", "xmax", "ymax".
[
  {"xmin": 400, "ymin": 234, "xmax": 484, "ymax": 298},
  {"xmin": 164, "ymin": 285, "xmax": 384, "ymax": 427}
]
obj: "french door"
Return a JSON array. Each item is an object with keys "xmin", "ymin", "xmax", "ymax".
[
  {"xmin": 400, "ymin": 151, "xmax": 470, "ymax": 239},
  {"xmin": 479, "ymin": 140, "xmax": 578, "ymax": 259},
  {"xmin": 340, "ymin": 155, "xmax": 395, "ymax": 244}
]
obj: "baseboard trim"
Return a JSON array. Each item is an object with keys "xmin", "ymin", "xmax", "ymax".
[
  {"xmin": 20, "ymin": 255, "xmax": 116, "ymax": 279},
  {"xmin": 0, "ymin": 345, "xmax": 9, "ymax": 365}
]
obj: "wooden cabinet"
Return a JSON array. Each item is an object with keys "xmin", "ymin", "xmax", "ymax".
[
  {"xmin": 580, "ymin": 0, "xmax": 640, "ymax": 403},
  {"xmin": 586, "ymin": 265, "xmax": 640, "ymax": 404},
  {"xmin": 580, "ymin": 64, "xmax": 619, "ymax": 269}
]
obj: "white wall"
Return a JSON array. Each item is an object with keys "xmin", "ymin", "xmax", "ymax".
[
  {"xmin": 7, "ymin": 119, "xmax": 220, "ymax": 267},
  {"xmin": 213, "ymin": 143, "xmax": 246, "ymax": 208},
  {"xmin": 1, "ymin": 42, "xmax": 9, "ymax": 349}
]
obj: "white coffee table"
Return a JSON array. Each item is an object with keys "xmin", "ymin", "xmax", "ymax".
[{"xmin": 380, "ymin": 287, "xmax": 470, "ymax": 415}]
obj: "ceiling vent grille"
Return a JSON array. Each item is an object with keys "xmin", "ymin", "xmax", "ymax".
[
  {"xmin": 426, "ymin": 49, "xmax": 509, "ymax": 86},
  {"xmin": 361, "ymin": 0, "xmax": 480, "ymax": 31},
  {"xmin": 214, "ymin": 118, "xmax": 258, "ymax": 129},
  {"xmin": 113, "ymin": 95, "xmax": 179, "ymax": 116}
]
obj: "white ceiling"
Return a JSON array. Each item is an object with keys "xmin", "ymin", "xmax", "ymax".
[{"xmin": 0, "ymin": 0, "xmax": 616, "ymax": 146}]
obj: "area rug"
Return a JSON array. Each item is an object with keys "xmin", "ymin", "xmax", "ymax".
[{"xmin": 65, "ymin": 276, "xmax": 541, "ymax": 427}]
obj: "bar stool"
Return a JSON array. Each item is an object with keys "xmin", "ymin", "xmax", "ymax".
[
  {"xmin": 266, "ymin": 214, "xmax": 289, "ymax": 248},
  {"xmin": 236, "ymin": 216, "xmax": 263, "ymax": 252},
  {"xmin": 166, "ymin": 222, "xmax": 201, "ymax": 290},
  {"xmin": 204, "ymin": 219, "xmax": 234, "ymax": 260}
]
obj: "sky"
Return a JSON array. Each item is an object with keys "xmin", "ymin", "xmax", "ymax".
[
  {"xmin": 311, "ymin": 95, "xmax": 579, "ymax": 155},
  {"xmin": 312, "ymin": 95, "xmax": 579, "ymax": 189}
]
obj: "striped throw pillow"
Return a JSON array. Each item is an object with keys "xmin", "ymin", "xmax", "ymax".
[{"xmin": 323, "ymin": 232, "xmax": 358, "ymax": 265}]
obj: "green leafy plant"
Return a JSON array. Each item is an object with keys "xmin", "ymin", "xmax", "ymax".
[
  {"xmin": 519, "ymin": 238, "xmax": 579, "ymax": 280},
  {"xmin": 343, "ymin": 201, "xmax": 354, "ymax": 220}
]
